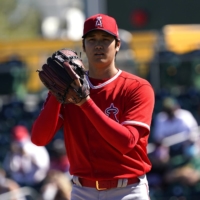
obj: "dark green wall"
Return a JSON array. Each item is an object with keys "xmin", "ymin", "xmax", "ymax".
[{"xmin": 107, "ymin": 1, "xmax": 200, "ymax": 31}]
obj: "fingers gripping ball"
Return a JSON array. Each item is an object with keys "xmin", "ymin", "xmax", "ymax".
[{"xmin": 37, "ymin": 49, "xmax": 90, "ymax": 104}]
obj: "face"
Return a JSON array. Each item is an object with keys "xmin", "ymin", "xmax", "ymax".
[{"xmin": 83, "ymin": 30, "xmax": 120, "ymax": 68}]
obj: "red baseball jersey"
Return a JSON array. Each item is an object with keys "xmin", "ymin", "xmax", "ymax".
[{"xmin": 31, "ymin": 69, "xmax": 155, "ymax": 180}]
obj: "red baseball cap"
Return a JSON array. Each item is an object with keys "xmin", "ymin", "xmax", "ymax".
[
  {"xmin": 82, "ymin": 14, "xmax": 120, "ymax": 40},
  {"xmin": 12, "ymin": 125, "xmax": 29, "ymax": 141}
]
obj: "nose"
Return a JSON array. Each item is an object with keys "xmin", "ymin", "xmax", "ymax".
[
  {"xmin": 95, "ymin": 45, "xmax": 102, "ymax": 50},
  {"xmin": 95, "ymin": 41, "xmax": 103, "ymax": 50}
]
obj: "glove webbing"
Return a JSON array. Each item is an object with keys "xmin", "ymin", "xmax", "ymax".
[{"xmin": 55, "ymin": 51, "xmax": 85, "ymax": 74}]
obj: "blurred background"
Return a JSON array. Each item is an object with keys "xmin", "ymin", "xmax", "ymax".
[{"xmin": 1, "ymin": 0, "xmax": 200, "ymax": 199}]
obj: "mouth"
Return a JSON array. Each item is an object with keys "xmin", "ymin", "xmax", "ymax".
[{"xmin": 94, "ymin": 52, "xmax": 104, "ymax": 56}]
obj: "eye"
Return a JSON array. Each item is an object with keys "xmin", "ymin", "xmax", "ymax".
[
  {"xmin": 88, "ymin": 38, "xmax": 95, "ymax": 42},
  {"xmin": 103, "ymin": 37, "xmax": 113, "ymax": 42}
]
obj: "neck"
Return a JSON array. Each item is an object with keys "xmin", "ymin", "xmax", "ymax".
[{"xmin": 88, "ymin": 60, "xmax": 118, "ymax": 79}]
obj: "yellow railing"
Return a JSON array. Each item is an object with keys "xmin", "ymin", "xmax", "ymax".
[{"xmin": 0, "ymin": 39, "xmax": 82, "ymax": 93}]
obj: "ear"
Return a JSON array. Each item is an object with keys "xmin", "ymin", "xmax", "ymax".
[{"xmin": 115, "ymin": 40, "xmax": 121, "ymax": 52}]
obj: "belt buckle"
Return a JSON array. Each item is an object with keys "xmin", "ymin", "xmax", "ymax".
[{"xmin": 96, "ymin": 181, "xmax": 107, "ymax": 190}]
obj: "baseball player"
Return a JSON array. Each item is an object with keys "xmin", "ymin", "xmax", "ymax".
[{"xmin": 31, "ymin": 13, "xmax": 155, "ymax": 200}]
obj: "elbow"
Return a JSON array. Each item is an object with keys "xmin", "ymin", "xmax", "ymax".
[
  {"xmin": 119, "ymin": 126, "xmax": 140, "ymax": 154},
  {"xmin": 30, "ymin": 128, "xmax": 50, "ymax": 146},
  {"xmin": 31, "ymin": 136, "xmax": 46, "ymax": 146}
]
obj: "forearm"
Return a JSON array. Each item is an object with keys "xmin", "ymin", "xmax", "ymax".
[
  {"xmin": 31, "ymin": 93, "xmax": 62, "ymax": 146},
  {"xmin": 80, "ymin": 98, "xmax": 139, "ymax": 154}
]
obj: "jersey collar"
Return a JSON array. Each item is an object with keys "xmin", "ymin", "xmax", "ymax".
[{"xmin": 86, "ymin": 69, "xmax": 122, "ymax": 89}]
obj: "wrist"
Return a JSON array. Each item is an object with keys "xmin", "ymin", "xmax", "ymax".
[{"xmin": 76, "ymin": 96, "xmax": 90, "ymax": 106}]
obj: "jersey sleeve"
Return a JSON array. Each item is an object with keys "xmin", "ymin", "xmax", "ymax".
[
  {"xmin": 121, "ymin": 83, "xmax": 155, "ymax": 132},
  {"xmin": 31, "ymin": 92, "xmax": 63, "ymax": 146}
]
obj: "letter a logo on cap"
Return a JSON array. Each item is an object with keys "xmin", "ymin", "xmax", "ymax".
[
  {"xmin": 82, "ymin": 14, "xmax": 120, "ymax": 40},
  {"xmin": 95, "ymin": 16, "xmax": 103, "ymax": 27}
]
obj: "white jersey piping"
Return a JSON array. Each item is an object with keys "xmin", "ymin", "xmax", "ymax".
[
  {"xmin": 121, "ymin": 121, "xmax": 150, "ymax": 130},
  {"xmin": 86, "ymin": 69, "xmax": 122, "ymax": 89}
]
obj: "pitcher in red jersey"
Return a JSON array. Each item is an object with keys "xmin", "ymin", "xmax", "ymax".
[{"xmin": 31, "ymin": 13, "xmax": 155, "ymax": 200}]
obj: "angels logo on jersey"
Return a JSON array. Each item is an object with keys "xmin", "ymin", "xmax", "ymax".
[
  {"xmin": 95, "ymin": 16, "xmax": 103, "ymax": 27},
  {"xmin": 105, "ymin": 103, "xmax": 119, "ymax": 122}
]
